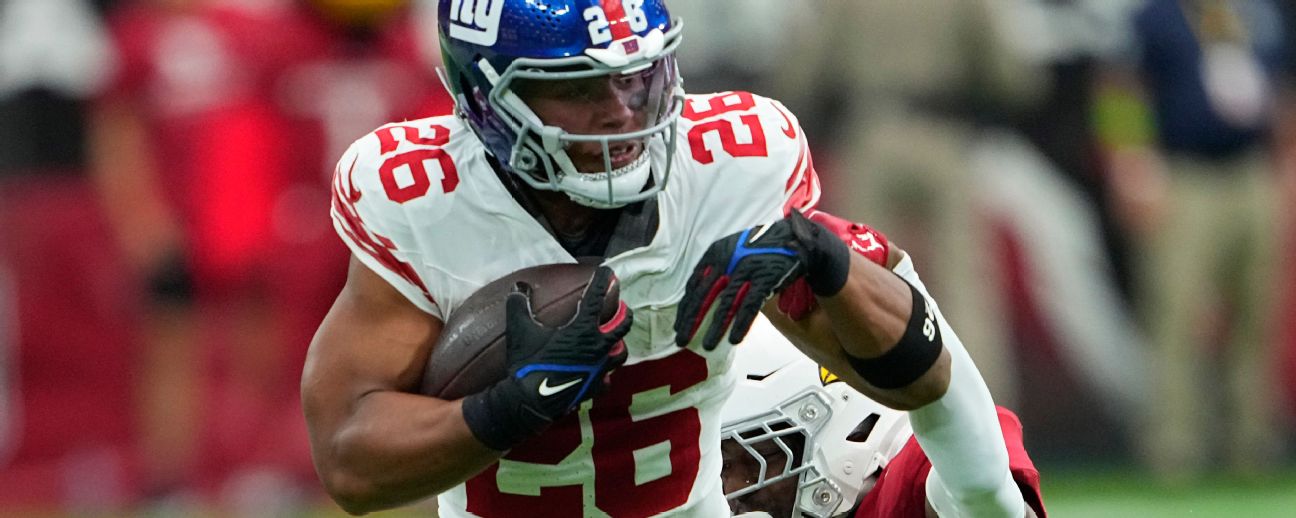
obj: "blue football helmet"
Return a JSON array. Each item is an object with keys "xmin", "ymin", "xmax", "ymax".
[{"xmin": 438, "ymin": 0, "xmax": 685, "ymax": 208}]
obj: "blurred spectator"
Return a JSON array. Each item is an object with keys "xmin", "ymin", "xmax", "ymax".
[
  {"xmin": 772, "ymin": 0, "xmax": 1042, "ymax": 410},
  {"xmin": 1101, "ymin": 0, "xmax": 1293, "ymax": 482},
  {"xmin": 970, "ymin": 0, "xmax": 1150, "ymax": 460},
  {"xmin": 676, "ymin": 1, "xmax": 1153, "ymax": 449},
  {"xmin": 95, "ymin": 0, "xmax": 449, "ymax": 510},
  {"xmin": 766, "ymin": 0, "xmax": 1157, "ymax": 464},
  {"xmin": 0, "ymin": 0, "xmax": 141, "ymax": 511}
]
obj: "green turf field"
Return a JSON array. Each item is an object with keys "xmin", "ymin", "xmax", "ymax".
[
  {"xmin": 310, "ymin": 466, "xmax": 1296, "ymax": 517},
  {"xmin": 308, "ymin": 467, "xmax": 1296, "ymax": 517},
  {"xmin": 1041, "ymin": 466, "xmax": 1296, "ymax": 518},
  {"xmin": 13, "ymin": 465, "xmax": 1277, "ymax": 517}
]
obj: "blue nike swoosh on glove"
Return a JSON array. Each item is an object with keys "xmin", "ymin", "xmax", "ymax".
[{"xmin": 725, "ymin": 227, "xmax": 797, "ymax": 275}]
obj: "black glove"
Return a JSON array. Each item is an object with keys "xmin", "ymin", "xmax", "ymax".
[
  {"xmin": 674, "ymin": 209, "xmax": 850, "ymax": 350},
  {"xmin": 463, "ymin": 266, "xmax": 633, "ymax": 451}
]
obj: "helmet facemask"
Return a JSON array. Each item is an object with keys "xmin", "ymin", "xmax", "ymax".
[
  {"xmin": 722, "ymin": 390, "xmax": 849, "ymax": 518},
  {"xmin": 472, "ymin": 24, "xmax": 685, "ymax": 208}
]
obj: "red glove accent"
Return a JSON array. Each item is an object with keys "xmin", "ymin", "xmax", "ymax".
[{"xmin": 776, "ymin": 210, "xmax": 891, "ymax": 320}]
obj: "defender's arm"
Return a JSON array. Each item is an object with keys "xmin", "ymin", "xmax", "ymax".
[
  {"xmin": 763, "ymin": 247, "xmax": 952, "ymax": 410},
  {"xmin": 768, "ymin": 224, "xmax": 1028, "ymax": 518}
]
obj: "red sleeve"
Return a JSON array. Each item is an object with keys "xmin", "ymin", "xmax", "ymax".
[
  {"xmin": 776, "ymin": 210, "xmax": 891, "ymax": 320},
  {"xmin": 997, "ymin": 407, "xmax": 1046, "ymax": 517},
  {"xmin": 855, "ymin": 434, "xmax": 929, "ymax": 518},
  {"xmin": 855, "ymin": 407, "xmax": 1047, "ymax": 518}
]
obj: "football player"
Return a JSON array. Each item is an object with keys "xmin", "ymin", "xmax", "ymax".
[
  {"xmin": 719, "ymin": 317, "xmax": 1046, "ymax": 518},
  {"xmin": 303, "ymin": 1, "xmax": 1028, "ymax": 516}
]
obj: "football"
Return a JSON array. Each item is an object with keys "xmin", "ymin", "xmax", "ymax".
[{"xmin": 418, "ymin": 263, "xmax": 621, "ymax": 400}]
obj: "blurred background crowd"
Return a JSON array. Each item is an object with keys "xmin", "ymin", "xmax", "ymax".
[{"xmin": 1, "ymin": 0, "xmax": 1295, "ymax": 515}]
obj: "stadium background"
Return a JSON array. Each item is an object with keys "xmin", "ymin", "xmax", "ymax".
[{"xmin": 1, "ymin": 0, "xmax": 1294, "ymax": 516}]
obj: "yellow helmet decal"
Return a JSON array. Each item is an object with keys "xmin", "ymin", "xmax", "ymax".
[{"xmin": 819, "ymin": 366, "xmax": 841, "ymax": 386}]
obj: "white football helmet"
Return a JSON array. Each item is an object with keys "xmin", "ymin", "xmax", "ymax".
[{"xmin": 721, "ymin": 317, "xmax": 913, "ymax": 518}]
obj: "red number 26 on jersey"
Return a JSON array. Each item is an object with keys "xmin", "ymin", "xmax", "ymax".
[{"xmin": 375, "ymin": 123, "xmax": 460, "ymax": 203}]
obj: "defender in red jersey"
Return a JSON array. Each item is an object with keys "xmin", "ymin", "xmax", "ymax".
[{"xmin": 720, "ymin": 318, "xmax": 1046, "ymax": 518}]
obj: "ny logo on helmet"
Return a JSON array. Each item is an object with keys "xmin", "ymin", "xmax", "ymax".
[{"xmin": 447, "ymin": 0, "xmax": 505, "ymax": 46}]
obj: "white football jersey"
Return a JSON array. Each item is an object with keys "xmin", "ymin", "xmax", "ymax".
[{"xmin": 330, "ymin": 91, "xmax": 821, "ymax": 517}]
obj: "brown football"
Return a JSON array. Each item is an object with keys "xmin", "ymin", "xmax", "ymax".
[{"xmin": 419, "ymin": 263, "xmax": 620, "ymax": 400}]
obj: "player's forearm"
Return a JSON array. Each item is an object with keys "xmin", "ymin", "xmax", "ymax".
[
  {"xmin": 821, "ymin": 254, "xmax": 908, "ymax": 354},
  {"xmin": 313, "ymin": 392, "xmax": 500, "ymax": 514},
  {"xmin": 816, "ymin": 254, "xmax": 953, "ymax": 408},
  {"xmin": 893, "ymin": 259, "xmax": 1024, "ymax": 518}
]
